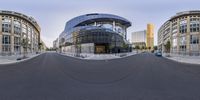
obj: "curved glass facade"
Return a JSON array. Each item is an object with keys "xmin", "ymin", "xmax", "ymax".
[
  {"xmin": 158, "ymin": 10, "xmax": 200, "ymax": 56},
  {"xmin": 59, "ymin": 13, "xmax": 132, "ymax": 54}
]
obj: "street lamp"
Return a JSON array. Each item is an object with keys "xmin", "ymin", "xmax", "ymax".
[{"xmin": 114, "ymin": 34, "xmax": 117, "ymax": 55}]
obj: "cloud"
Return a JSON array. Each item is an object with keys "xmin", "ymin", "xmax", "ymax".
[{"xmin": 1, "ymin": 0, "xmax": 200, "ymax": 47}]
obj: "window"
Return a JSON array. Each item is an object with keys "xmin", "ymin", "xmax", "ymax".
[
  {"xmin": 179, "ymin": 19, "xmax": 187, "ymax": 33},
  {"xmin": 22, "ymin": 23, "xmax": 27, "ymax": 34},
  {"xmin": 14, "ymin": 46, "xmax": 20, "ymax": 52},
  {"xmin": 190, "ymin": 35, "xmax": 199, "ymax": 44},
  {"xmin": 2, "ymin": 35, "xmax": 11, "ymax": 44},
  {"xmin": 179, "ymin": 36, "xmax": 186, "ymax": 46},
  {"xmin": 115, "ymin": 23, "xmax": 125, "ymax": 34},
  {"xmin": 102, "ymin": 23, "xmax": 113, "ymax": 30},
  {"xmin": 179, "ymin": 36, "xmax": 187, "ymax": 52},
  {"xmin": 14, "ymin": 20, "xmax": 21, "ymax": 35},
  {"xmin": 2, "ymin": 45, "xmax": 11, "ymax": 52},
  {"xmin": 172, "ymin": 38, "xmax": 177, "ymax": 47},
  {"xmin": 14, "ymin": 37, "xmax": 20, "ymax": 45},
  {"xmin": 96, "ymin": 22, "xmax": 113, "ymax": 30},
  {"xmin": 179, "ymin": 45, "xmax": 186, "ymax": 51},
  {"xmin": 2, "ymin": 18, "xmax": 11, "ymax": 33},
  {"xmin": 190, "ymin": 18, "xmax": 200, "ymax": 32},
  {"xmin": 172, "ymin": 26, "xmax": 178, "ymax": 37}
]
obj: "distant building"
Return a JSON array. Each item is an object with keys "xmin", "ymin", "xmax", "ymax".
[
  {"xmin": 158, "ymin": 10, "xmax": 200, "ymax": 56},
  {"xmin": 146, "ymin": 23, "xmax": 154, "ymax": 50},
  {"xmin": 132, "ymin": 30, "xmax": 146, "ymax": 48},
  {"xmin": 53, "ymin": 38, "xmax": 59, "ymax": 50},
  {"xmin": 132, "ymin": 24, "xmax": 154, "ymax": 49},
  {"xmin": 40, "ymin": 40, "xmax": 47, "ymax": 52},
  {"xmin": 0, "ymin": 10, "xmax": 41, "ymax": 56}
]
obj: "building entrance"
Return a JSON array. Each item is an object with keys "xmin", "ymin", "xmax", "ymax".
[{"xmin": 95, "ymin": 44, "xmax": 108, "ymax": 54}]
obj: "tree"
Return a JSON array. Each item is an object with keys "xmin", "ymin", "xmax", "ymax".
[
  {"xmin": 154, "ymin": 46, "xmax": 158, "ymax": 51},
  {"xmin": 135, "ymin": 45, "xmax": 140, "ymax": 53},
  {"xmin": 141, "ymin": 46, "xmax": 145, "ymax": 50},
  {"xmin": 59, "ymin": 45, "xmax": 62, "ymax": 53},
  {"xmin": 135, "ymin": 45, "xmax": 140, "ymax": 50},
  {"xmin": 148, "ymin": 47, "xmax": 151, "ymax": 50},
  {"xmin": 164, "ymin": 40, "xmax": 171, "ymax": 53},
  {"xmin": 38, "ymin": 42, "xmax": 42, "ymax": 52},
  {"xmin": 21, "ymin": 38, "xmax": 28, "ymax": 58}
]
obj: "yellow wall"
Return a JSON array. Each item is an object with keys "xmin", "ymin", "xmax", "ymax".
[{"xmin": 146, "ymin": 23, "xmax": 154, "ymax": 50}]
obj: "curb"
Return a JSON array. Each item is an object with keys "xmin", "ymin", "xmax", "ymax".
[
  {"xmin": 57, "ymin": 52, "xmax": 139, "ymax": 61},
  {"xmin": 0, "ymin": 53, "xmax": 44, "ymax": 65},
  {"xmin": 163, "ymin": 56, "xmax": 200, "ymax": 65}
]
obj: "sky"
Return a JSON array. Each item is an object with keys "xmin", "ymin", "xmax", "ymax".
[{"xmin": 1, "ymin": 0, "xmax": 200, "ymax": 47}]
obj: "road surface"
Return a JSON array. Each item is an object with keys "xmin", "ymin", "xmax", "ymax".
[{"xmin": 0, "ymin": 52, "xmax": 200, "ymax": 100}]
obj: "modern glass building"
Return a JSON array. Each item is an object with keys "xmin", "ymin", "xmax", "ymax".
[
  {"xmin": 59, "ymin": 13, "xmax": 132, "ymax": 54},
  {"xmin": 158, "ymin": 10, "xmax": 200, "ymax": 56},
  {"xmin": 0, "ymin": 10, "xmax": 41, "ymax": 56}
]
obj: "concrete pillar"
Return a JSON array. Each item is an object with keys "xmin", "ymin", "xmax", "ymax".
[
  {"xmin": 0, "ymin": 34, "xmax": 1, "ymax": 55},
  {"xmin": 124, "ymin": 27, "xmax": 127, "ymax": 39},
  {"xmin": 30, "ymin": 29, "xmax": 32, "ymax": 53},
  {"xmin": 169, "ymin": 22, "xmax": 172, "ymax": 53},
  {"xmin": 11, "ymin": 35, "xmax": 14, "ymax": 54},
  {"xmin": 113, "ymin": 21, "xmax": 116, "ymax": 31},
  {"xmin": 94, "ymin": 22, "xmax": 97, "ymax": 26},
  {"xmin": 11, "ymin": 17, "xmax": 14, "ymax": 55},
  {"xmin": 177, "ymin": 18, "xmax": 180, "ymax": 53},
  {"xmin": 20, "ymin": 20, "xmax": 23, "ymax": 54},
  {"xmin": 0, "ymin": 16, "xmax": 2, "ymax": 54},
  {"xmin": 186, "ymin": 16, "xmax": 190, "ymax": 55}
]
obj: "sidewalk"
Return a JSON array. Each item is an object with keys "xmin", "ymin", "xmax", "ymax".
[
  {"xmin": 59, "ymin": 51, "xmax": 138, "ymax": 60},
  {"xmin": 164, "ymin": 54, "xmax": 200, "ymax": 65},
  {"xmin": 0, "ymin": 53, "xmax": 43, "ymax": 65}
]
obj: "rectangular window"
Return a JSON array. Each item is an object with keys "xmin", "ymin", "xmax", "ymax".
[
  {"xmin": 2, "ymin": 35, "xmax": 11, "ymax": 44},
  {"xmin": 179, "ymin": 19, "xmax": 187, "ymax": 33},
  {"xmin": 14, "ymin": 20, "xmax": 21, "ymax": 35},
  {"xmin": 190, "ymin": 35, "xmax": 199, "ymax": 44},
  {"xmin": 2, "ymin": 18, "xmax": 11, "ymax": 33},
  {"xmin": 2, "ymin": 45, "xmax": 11, "ymax": 52},
  {"xmin": 14, "ymin": 37, "xmax": 20, "ymax": 45},
  {"xmin": 22, "ymin": 23, "xmax": 27, "ymax": 34},
  {"xmin": 190, "ymin": 18, "xmax": 200, "ymax": 33}
]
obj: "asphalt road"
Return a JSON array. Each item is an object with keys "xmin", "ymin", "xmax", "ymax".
[{"xmin": 0, "ymin": 52, "xmax": 200, "ymax": 100}]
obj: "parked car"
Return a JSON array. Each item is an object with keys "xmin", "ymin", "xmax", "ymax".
[{"xmin": 155, "ymin": 51, "xmax": 162, "ymax": 57}]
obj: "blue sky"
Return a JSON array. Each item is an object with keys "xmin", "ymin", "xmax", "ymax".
[{"xmin": 1, "ymin": 0, "xmax": 200, "ymax": 47}]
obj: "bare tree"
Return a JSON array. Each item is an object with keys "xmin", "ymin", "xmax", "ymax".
[
  {"xmin": 164, "ymin": 40, "xmax": 171, "ymax": 53},
  {"xmin": 21, "ymin": 38, "xmax": 28, "ymax": 58}
]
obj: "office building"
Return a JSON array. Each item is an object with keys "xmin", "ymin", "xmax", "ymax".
[
  {"xmin": 132, "ymin": 24, "xmax": 154, "ymax": 49},
  {"xmin": 58, "ymin": 13, "xmax": 132, "ymax": 54},
  {"xmin": 158, "ymin": 10, "xmax": 200, "ymax": 56},
  {"xmin": 0, "ymin": 10, "xmax": 41, "ymax": 56}
]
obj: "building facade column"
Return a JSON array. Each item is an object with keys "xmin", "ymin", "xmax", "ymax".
[
  {"xmin": 199, "ymin": 32, "xmax": 200, "ymax": 55},
  {"xmin": 0, "ymin": 16, "xmax": 2, "ymax": 54},
  {"xmin": 169, "ymin": 22, "xmax": 172, "ymax": 53},
  {"xmin": 112, "ymin": 21, "xmax": 116, "ymax": 31},
  {"xmin": 186, "ymin": 16, "xmax": 190, "ymax": 55},
  {"xmin": 177, "ymin": 19, "xmax": 180, "ymax": 54},
  {"xmin": 30, "ymin": 27, "xmax": 33, "ymax": 53},
  {"xmin": 94, "ymin": 22, "xmax": 97, "ymax": 26},
  {"xmin": 11, "ymin": 17, "xmax": 14, "ymax": 55},
  {"xmin": 20, "ymin": 20, "xmax": 23, "ymax": 55}
]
